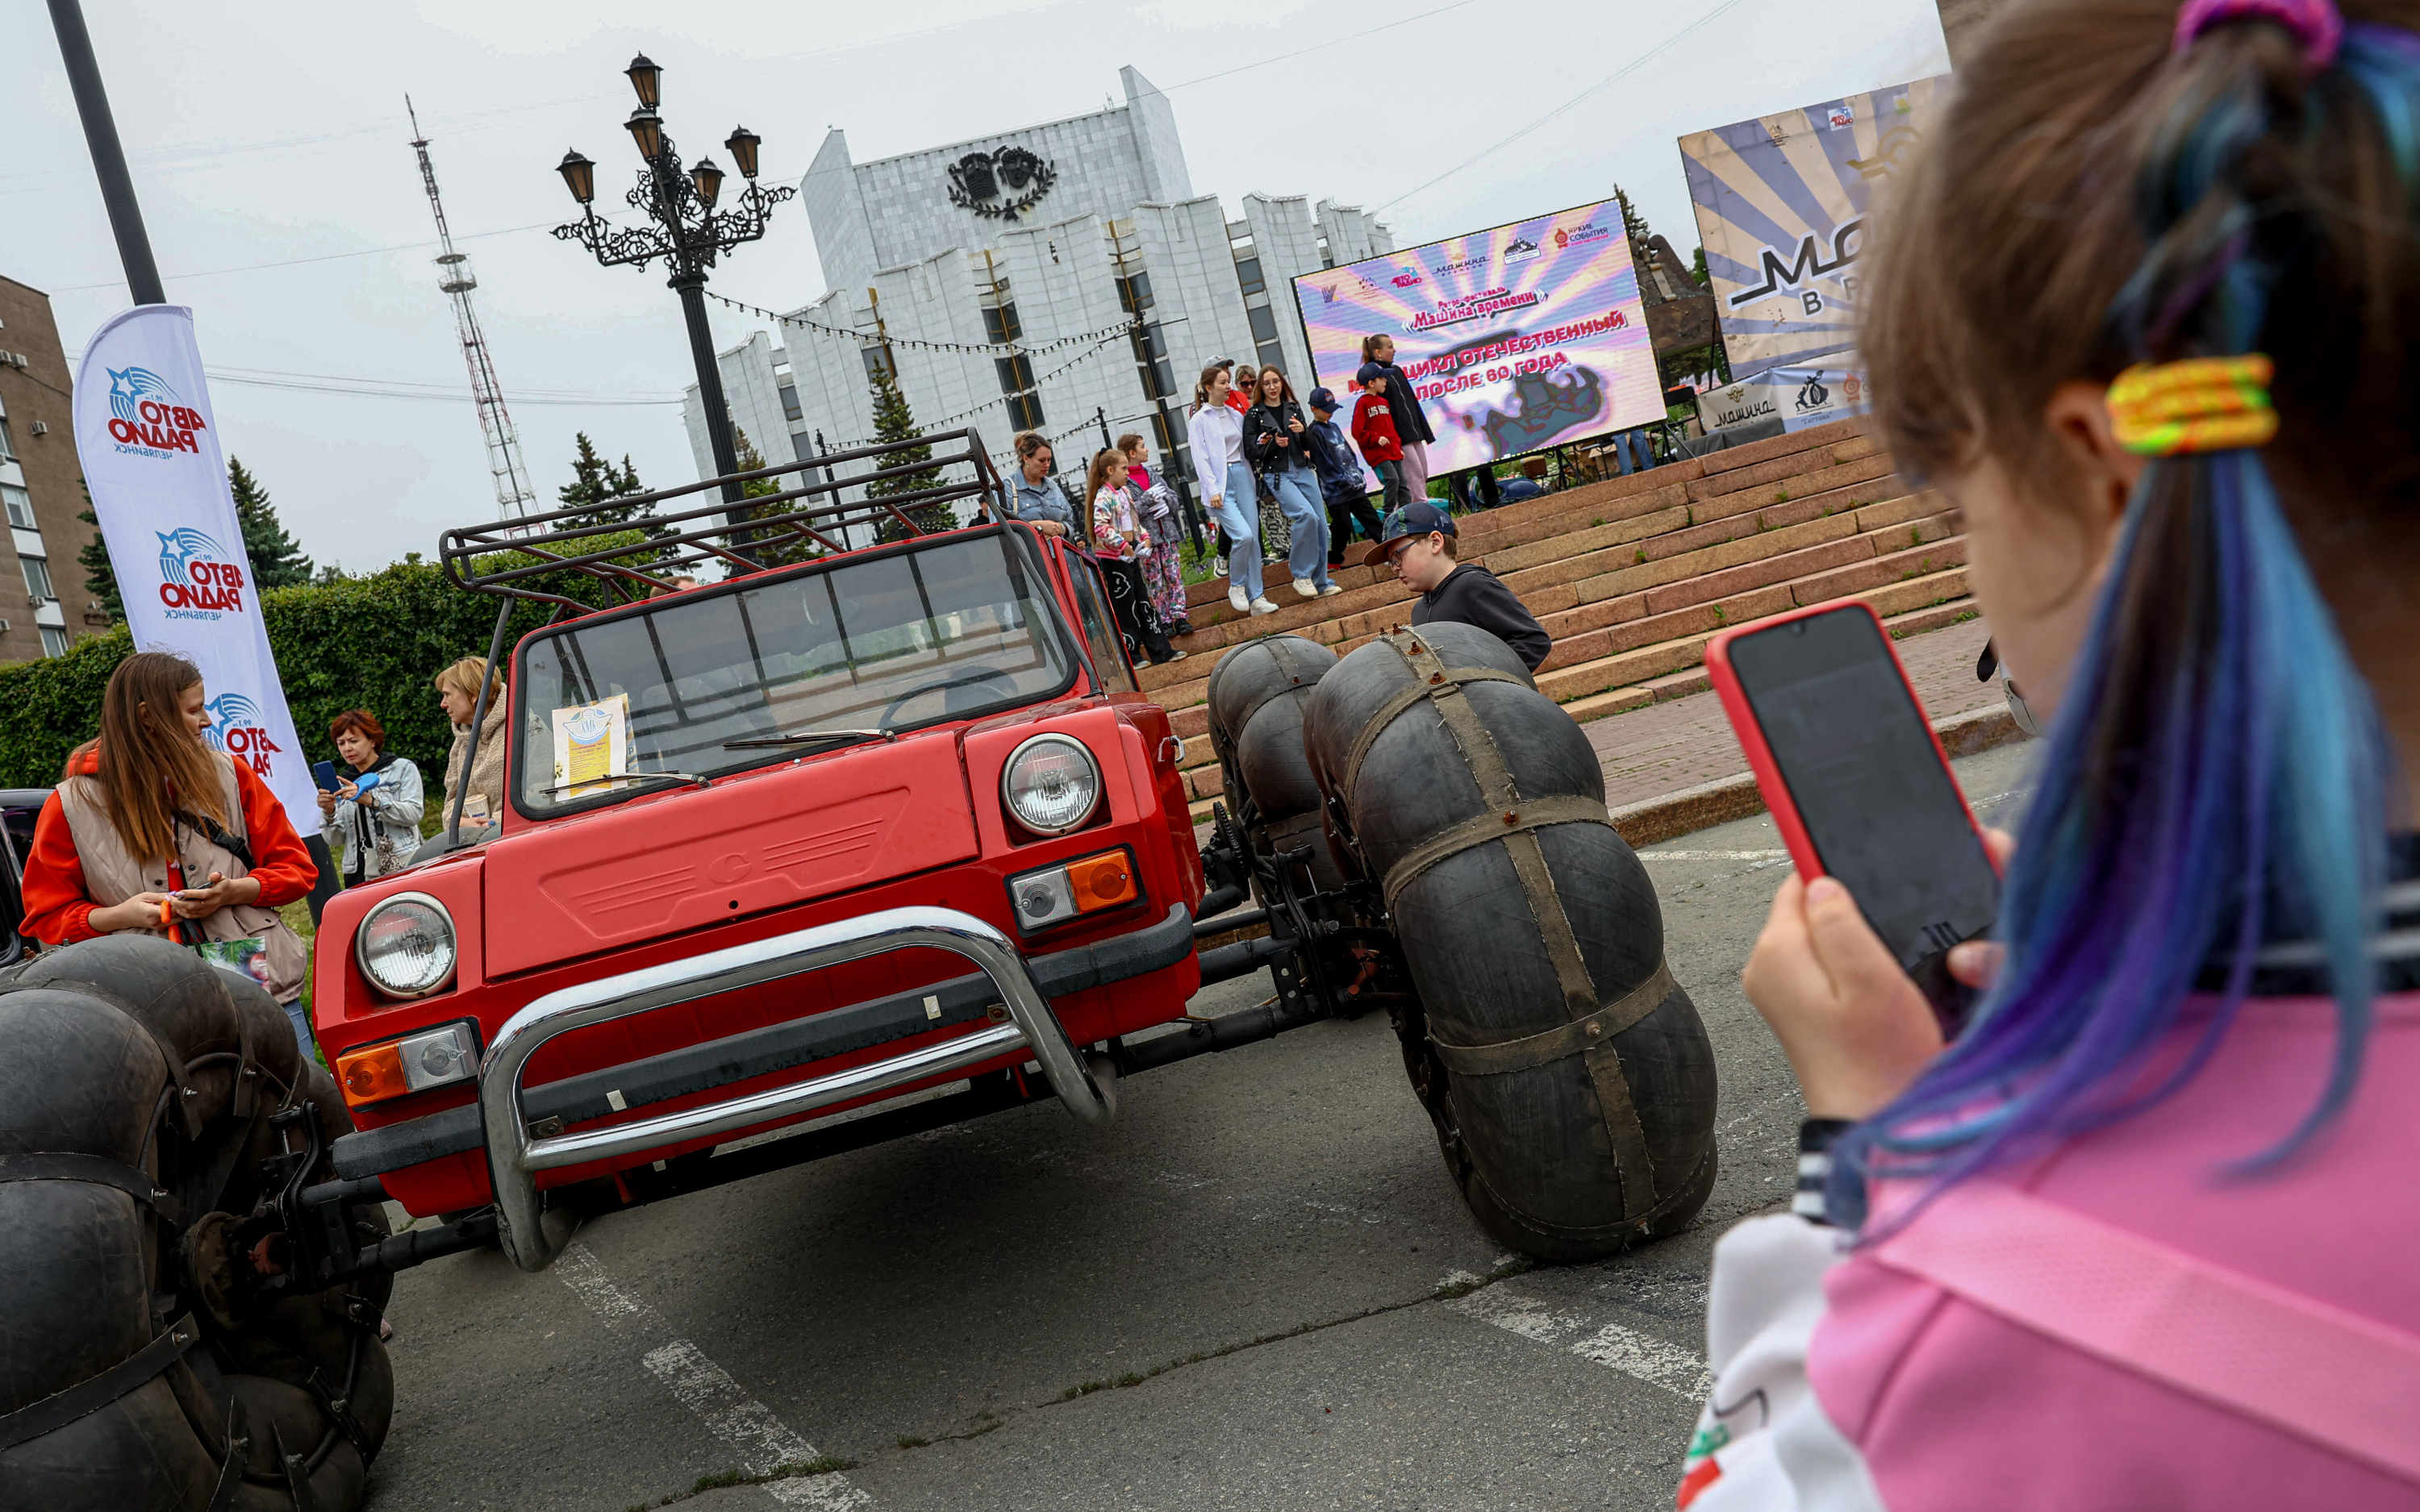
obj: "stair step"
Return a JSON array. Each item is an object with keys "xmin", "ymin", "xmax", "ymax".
[
  {"xmin": 1536, "ymin": 560, "xmax": 1971, "ymax": 707},
  {"xmin": 1136, "ymin": 501, "xmax": 1957, "ymax": 706}
]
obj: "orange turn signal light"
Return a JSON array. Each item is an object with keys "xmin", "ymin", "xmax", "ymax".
[
  {"xmin": 1066, "ymin": 850, "xmax": 1138, "ymax": 912},
  {"xmin": 332, "ymin": 1023, "xmax": 478, "ymax": 1110},
  {"xmin": 336, "ymin": 1043, "xmax": 410, "ymax": 1108}
]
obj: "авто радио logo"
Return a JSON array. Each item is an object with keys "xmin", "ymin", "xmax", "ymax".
[
  {"xmin": 103, "ymin": 367, "xmax": 209, "ymax": 456},
  {"xmin": 155, "ymin": 527, "xmax": 248, "ymax": 617},
  {"xmin": 202, "ymin": 690, "xmax": 282, "ymax": 776}
]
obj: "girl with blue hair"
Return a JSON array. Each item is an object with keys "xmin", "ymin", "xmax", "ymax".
[{"xmin": 1685, "ymin": 0, "xmax": 2420, "ymax": 1505}]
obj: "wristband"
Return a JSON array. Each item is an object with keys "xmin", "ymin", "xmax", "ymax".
[{"xmin": 1795, "ymin": 1118, "xmax": 1854, "ymax": 1224}]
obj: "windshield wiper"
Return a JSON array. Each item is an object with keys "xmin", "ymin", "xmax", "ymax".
[
  {"xmin": 722, "ymin": 728, "xmax": 895, "ymax": 751},
  {"xmin": 541, "ymin": 768, "xmax": 711, "ymax": 794}
]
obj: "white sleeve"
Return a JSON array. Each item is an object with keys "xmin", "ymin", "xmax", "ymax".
[
  {"xmin": 1679, "ymin": 1215, "xmax": 1886, "ymax": 1512},
  {"xmin": 1187, "ymin": 409, "xmax": 1224, "ymax": 501}
]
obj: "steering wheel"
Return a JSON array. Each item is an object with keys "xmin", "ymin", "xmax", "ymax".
[{"xmin": 879, "ymin": 666, "xmax": 1020, "ymax": 727}]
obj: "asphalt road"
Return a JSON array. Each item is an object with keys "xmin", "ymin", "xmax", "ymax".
[{"xmin": 362, "ymin": 738, "xmax": 2038, "ymax": 1512}]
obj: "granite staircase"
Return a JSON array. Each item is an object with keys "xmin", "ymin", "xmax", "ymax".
[{"xmin": 1137, "ymin": 416, "xmax": 1976, "ymax": 823}]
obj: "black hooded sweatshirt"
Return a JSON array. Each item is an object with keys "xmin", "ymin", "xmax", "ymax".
[{"xmin": 1410, "ymin": 563, "xmax": 1550, "ymax": 671}]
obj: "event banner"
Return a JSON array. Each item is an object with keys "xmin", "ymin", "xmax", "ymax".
[
  {"xmin": 73, "ymin": 306, "xmax": 322, "ymax": 839},
  {"xmin": 1289, "ymin": 199, "xmax": 1662, "ymax": 474},
  {"xmin": 1680, "ymin": 76, "xmax": 1949, "ymax": 377},
  {"xmin": 1696, "ymin": 349, "xmax": 1871, "ymax": 439}
]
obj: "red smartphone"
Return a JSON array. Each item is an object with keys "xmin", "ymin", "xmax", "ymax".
[{"xmin": 1708, "ymin": 602, "xmax": 2001, "ymax": 1026}]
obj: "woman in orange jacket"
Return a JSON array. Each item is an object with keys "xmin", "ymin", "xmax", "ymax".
[{"xmin": 20, "ymin": 651, "xmax": 317, "ymax": 1051}]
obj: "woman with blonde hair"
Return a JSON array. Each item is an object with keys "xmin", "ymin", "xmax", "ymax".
[
  {"xmin": 434, "ymin": 655, "xmax": 508, "ymax": 834},
  {"xmin": 19, "ymin": 652, "xmax": 315, "ymax": 1048}
]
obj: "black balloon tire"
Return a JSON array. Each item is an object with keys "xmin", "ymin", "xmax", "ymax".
[
  {"xmin": 0, "ymin": 935, "xmax": 395, "ymax": 1512},
  {"xmin": 1303, "ymin": 622, "xmax": 1721, "ymax": 1263}
]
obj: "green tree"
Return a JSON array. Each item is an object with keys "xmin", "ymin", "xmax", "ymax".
[
  {"xmin": 1610, "ymin": 184, "xmax": 1654, "ymax": 247},
  {"xmin": 76, "ymin": 481, "xmax": 121, "ymax": 627},
  {"xmin": 863, "ymin": 363, "xmax": 951, "ymax": 540},
  {"xmin": 227, "ymin": 456, "xmax": 315, "ymax": 589},
  {"xmin": 557, "ymin": 432, "xmax": 655, "ymax": 527},
  {"xmin": 557, "ymin": 431, "xmax": 670, "ymax": 568}
]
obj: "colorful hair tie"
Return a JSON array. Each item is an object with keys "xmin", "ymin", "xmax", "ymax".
[
  {"xmin": 2106, "ymin": 355, "xmax": 2279, "ymax": 456},
  {"xmin": 2173, "ymin": 0, "xmax": 2343, "ymax": 69}
]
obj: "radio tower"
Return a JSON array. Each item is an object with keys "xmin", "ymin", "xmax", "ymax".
[{"xmin": 408, "ymin": 98, "xmax": 537, "ymax": 519}]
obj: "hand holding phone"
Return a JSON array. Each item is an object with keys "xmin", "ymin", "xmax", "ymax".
[{"xmin": 1709, "ymin": 603, "xmax": 2003, "ymax": 1035}]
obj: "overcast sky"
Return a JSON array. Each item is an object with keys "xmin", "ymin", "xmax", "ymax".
[{"xmin": 3, "ymin": 0, "xmax": 1949, "ymax": 574}]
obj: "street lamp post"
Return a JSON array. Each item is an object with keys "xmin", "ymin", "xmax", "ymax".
[{"xmin": 551, "ymin": 53, "xmax": 794, "ymax": 532}]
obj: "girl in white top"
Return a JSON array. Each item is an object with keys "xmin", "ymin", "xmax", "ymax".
[{"xmin": 1187, "ymin": 364, "xmax": 1276, "ymax": 615}]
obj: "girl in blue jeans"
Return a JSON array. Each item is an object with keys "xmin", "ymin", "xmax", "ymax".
[
  {"xmin": 1187, "ymin": 364, "xmax": 1277, "ymax": 614},
  {"xmin": 1242, "ymin": 367, "xmax": 1339, "ymax": 598}
]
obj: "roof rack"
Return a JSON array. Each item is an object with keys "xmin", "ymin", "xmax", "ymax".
[{"xmin": 437, "ymin": 429, "xmax": 1010, "ymax": 610}]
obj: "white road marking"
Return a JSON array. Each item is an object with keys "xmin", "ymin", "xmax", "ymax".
[
  {"xmin": 555, "ymin": 1240, "xmax": 871, "ymax": 1507},
  {"xmin": 1449, "ymin": 1285, "xmax": 1588, "ymax": 1344},
  {"xmin": 1450, "ymin": 1281, "xmax": 1713, "ymax": 1400},
  {"xmin": 1638, "ymin": 849, "xmax": 1788, "ymax": 861},
  {"xmin": 645, "ymin": 1343, "xmax": 868, "ymax": 1510},
  {"xmin": 1568, "ymin": 1322, "xmax": 1716, "ymax": 1399}
]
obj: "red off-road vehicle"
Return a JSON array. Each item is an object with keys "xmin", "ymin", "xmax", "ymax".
[
  {"xmin": 0, "ymin": 433, "xmax": 1719, "ymax": 1512},
  {"xmin": 306, "ymin": 432, "xmax": 1316, "ymax": 1272}
]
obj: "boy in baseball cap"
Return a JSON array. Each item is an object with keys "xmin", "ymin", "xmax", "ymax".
[{"xmin": 1365, "ymin": 500, "xmax": 1550, "ymax": 672}]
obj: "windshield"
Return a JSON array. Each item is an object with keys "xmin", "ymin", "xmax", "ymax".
[{"xmin": 514, "ymin": 529, "xmax": 1077, "ymax": 814}]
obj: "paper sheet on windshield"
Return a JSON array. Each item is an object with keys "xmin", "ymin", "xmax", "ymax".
[{"xmin": 549, "ymin": 694, "xmax": 631, "ymax": 799}]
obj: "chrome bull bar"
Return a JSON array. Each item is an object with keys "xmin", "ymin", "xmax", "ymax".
[{"xmin": 478, "ymin": 904, "xmax": 1113, "ymax": 1271}]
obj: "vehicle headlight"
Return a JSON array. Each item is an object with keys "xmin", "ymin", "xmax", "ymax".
[
  {"xmin": 1002, "ymin": 734, "xmax": 1101, "ymax": 836},
  {"xmin": 356, "ymin": 892, "xmax": 458, "ymax": 998}
]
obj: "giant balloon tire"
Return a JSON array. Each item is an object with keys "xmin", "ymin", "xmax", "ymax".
[
  {"xmin": 1216, "ymin": 624, "xmax": 1721, "ymax": 1263},
  {"xmin": 0, "ymin": 935, "xmax": 395, "ymax": 1512}
]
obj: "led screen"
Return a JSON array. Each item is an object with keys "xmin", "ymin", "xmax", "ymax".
[{"xmin": 1288, "ymin": 199, "xmax": 1663, "ymax": 474}]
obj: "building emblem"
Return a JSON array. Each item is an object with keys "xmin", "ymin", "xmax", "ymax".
[{"xmin": 947, "ymin": 146, "xmax": 1058, "ymax": 219}]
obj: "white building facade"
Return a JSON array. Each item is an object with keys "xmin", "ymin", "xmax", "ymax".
[{"xmin": 680, "ymin": 67, "xmax": 1391, "ymax": 518}]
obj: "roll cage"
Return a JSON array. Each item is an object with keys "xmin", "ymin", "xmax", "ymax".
[{"xmin": 428, "ymin": 430, "xmax": 1013, "ymax": 839}]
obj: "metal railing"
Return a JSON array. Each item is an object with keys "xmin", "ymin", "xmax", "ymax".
[{"xmin": 437, "ymin": 428, "xmax": 1010, "ymax": 611}]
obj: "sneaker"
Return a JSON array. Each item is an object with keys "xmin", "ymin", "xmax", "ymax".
[
  {"xmin": 1228, "ymin": 585, "xmax": 1251, "ymax": 614},
  {"xmin": 1249, "ymin": 598, "xmax": 1279, "ymax": 615},
  {"xmin": 1292, "ymin": 577, "xmax": 1318, "ymax": 599},
  {"xmin": 1213, "ymin": 558, "xmax": 1229, "ymax": 577},
  {"xmin": 1155, "ymin": 648, "xmax": 1189, "ymax": 664},
  {"xmin": 1318, "ymin": 584, "xmax": 1343, "ymax": 597},
  {"xmin": 1170, "ymin": 620, "xmax": 1195, "ymax": 637}
]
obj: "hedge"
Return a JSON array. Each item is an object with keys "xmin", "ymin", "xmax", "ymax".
[{"xmin": 0, "ymin": 558, "xmax": 603, "ymax": 789}]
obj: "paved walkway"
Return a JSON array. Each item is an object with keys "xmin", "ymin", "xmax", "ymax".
[{"xmin": 1588, "ymin": 616, "xmax": 1996, "ymax": 810}]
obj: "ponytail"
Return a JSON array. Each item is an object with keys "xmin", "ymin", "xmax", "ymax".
[{"xmin": 1843, "ymin": 1, "xmax": 2418, "ymax": 1216}]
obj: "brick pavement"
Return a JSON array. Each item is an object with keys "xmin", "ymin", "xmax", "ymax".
[{"xmin": 1587, "ymin": 615, "xmax": 1997, "ymax": 810}]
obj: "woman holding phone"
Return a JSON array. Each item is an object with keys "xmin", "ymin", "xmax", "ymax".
[
  {"xmin": 1241, "ymin": 366, "xmax": 1338, "ymax": 599},
  {"xmin": 19, "ymin": 652, "xmax": 315, "ymax": 1051},
  {"xmin": 1187, "ymin": 364, "xmax": 1277, "ymax": 616},
  {"xmin": 1683, "ymin": 2, "xmax": 2420, "ymax": 1505},
  {"xmin": 315, "ymin": 707, "xmax": 424, "ymax": 885}
]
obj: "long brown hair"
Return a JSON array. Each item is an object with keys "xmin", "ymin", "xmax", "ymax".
[
  {"xmin": 70, "ymin": 651, "xmax": 230, "ymax": 862},
  {"xmin": 1083, "ymin": 448, "xmax": 1129, "ymax": 543},
  {"xmin": 1192, "ymin": 362, "xmax": 1230, "ymax": 410},
  {"xmin": 1254, "ymin": 367, "xmax": 1296, "ymax": 406}
]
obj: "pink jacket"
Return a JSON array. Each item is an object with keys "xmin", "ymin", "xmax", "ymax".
[{"xmin": 1684, "ymin": 990, "xmax": 2420, "ymax": 1510}]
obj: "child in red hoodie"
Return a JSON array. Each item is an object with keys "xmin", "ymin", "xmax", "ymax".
[{"xmin": 1350, "ymin": 363, "xmax": 1410, "ymax": 510}]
